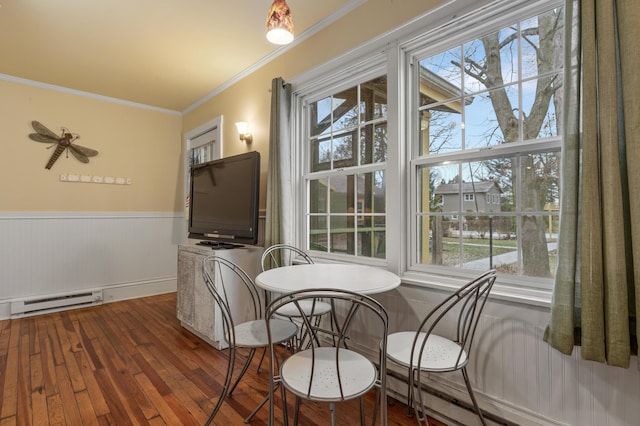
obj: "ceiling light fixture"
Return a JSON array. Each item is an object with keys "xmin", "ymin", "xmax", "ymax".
[{"xmin": 266, "ymin": 0, "xmax": 294, "ymax": 45}]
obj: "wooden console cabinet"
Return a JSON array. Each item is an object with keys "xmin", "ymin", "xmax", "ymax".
[{"xmin": 176, "ymin": 243, "xmax": 263, "ymax": 349}]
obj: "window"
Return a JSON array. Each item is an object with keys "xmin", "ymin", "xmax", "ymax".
[
  {"xmin": 410, "ymin": 5, "xmax": 563, "ymax": 280},
  {"xmin": 184, "ymin": 116, "xmax": 222, "ymax": 216},
  {"xmin": 304, "ymin": 76, "xmax": 388, "ymax": 259},
  {"xmin": 293, "ymin": 0, "xmax": 563, "ymax": 291}
]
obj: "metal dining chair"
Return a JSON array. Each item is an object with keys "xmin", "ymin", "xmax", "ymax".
[
  {"xmin": 386, "ymin": 269, "xmax": 497, "ymax": 426},
  {"xmin": 201, "ymin": 255, "xmax": 298, "ymax": 425},
  {"xmin": 261, "ymin": 244, "xmax": 333, "ymax": 349},
  {"xmin": 265, "ymin": 288, "xmax": 389, "ymax": 426}
]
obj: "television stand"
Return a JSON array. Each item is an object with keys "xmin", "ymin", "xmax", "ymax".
[
  {"xmin": 176, "ymin": 244, "xmax": 264, "ymax": 350},
  {"xmin": 196, "ymin": 241, "xmax": 244, "ymax": 249}
]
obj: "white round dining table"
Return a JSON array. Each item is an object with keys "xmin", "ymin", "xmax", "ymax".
[{"xmin": 255, "ymin": 263, "xmax": 401, "ymax": 295}]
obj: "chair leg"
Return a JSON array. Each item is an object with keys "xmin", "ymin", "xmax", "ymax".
[
  {"xmin": 205, "ymin": 346, "xmax": 236, "ymax": 426},
  {"xmin": 406, "ymin": 367, "xmax": 415, "ymax": 418},
  {"xmin": 228, "ymin": 348, "xmax": 256, "ymax": 396},
  {"xmin": 256, "ymin": 347, "xmax": 267, "ymax": 373},
  {"xmin": 293, "ymin": 396, "xmax": 301, "ymax": 426},
  {"xmin": 330, "ymin": 402, "xmax": 337, "ymax": 426},
  {"xmin": 461, "ymin": 367, "xmax": 487, "ymax": 426}
]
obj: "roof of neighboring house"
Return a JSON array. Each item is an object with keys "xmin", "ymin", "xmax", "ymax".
[{"xmin": 434, "ymin": 180, "xmax": 502, "ymax": 195}]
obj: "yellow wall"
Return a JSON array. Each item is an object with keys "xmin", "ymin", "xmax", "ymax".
[
  {"xmin": 0, "ymin": 0, "xmax": 445, "ymax": 214},
  {"xmin": 183, "ymin": 0, "xmax": 446, "ymax": 210},
  {"xmin": 0, "ymin": 79, "xmax": 183, "ymax": 212}
]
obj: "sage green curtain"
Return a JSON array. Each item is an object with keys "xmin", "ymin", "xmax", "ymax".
[
  {"xmin": 545, "ymin": 0, "xmax": 640, "ymax": 368},
  {"xmin": 264, "ymin": 77, "xmax": 292, "ymax": 249}
]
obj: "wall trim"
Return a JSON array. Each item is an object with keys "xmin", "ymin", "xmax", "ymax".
[
  {"xmin": 0, "ymin": 277, "xmax": 177, "ymax": 321},
  {"xmin": 0, "ymin": 73, "xmax": 181, "ymax": 116}
]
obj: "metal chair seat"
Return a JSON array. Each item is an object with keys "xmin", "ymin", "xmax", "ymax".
[
  {"xmin": 231, "ymin": 318, "xmax": 298, "ymax": 348},
  {"xmin": 275, "ymin": 299, "xmax": 332, "ymax": 318},
  {"xmin": 387, "ymin": 332, "xmax": 468, "ymax": 372},
  {"xmin": 281, "ymin": 347, "xmax": 377, "ymax": 402}
]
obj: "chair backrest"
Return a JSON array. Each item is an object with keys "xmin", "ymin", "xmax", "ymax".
[
  {"xmin": 413, "ymin": 269, "xmax": 497, "ymax": 371},
  {"xmin": 202, "ymin": 255, "xmax": 263, "ymax": 346},
  {"xmin": 261, "ymin": 244, "xmax": 313, "ymax": 271},
  {"xmin": 266, "ymin": 288, "xmax": 389, "ymax": 400}
]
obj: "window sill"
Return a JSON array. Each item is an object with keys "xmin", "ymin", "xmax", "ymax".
[{"xmin": 400, "ymin": 270, "xmax": 553, "ymax": 309}]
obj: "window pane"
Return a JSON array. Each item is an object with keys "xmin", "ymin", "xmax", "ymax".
[
  {"xmin": 357, "ymin": 171, "xmax": 385, "ymax": 214},
  {"xmin": 521, "ymin": 9, "xmax": 563, "ymax": 80},
  {"xmin": 309, "ymin": 215, "xmax": 328, "ymax": 252},
  {"xmin": 332, "ymin": 87, "xmax": 359, "ymax": 132},
  {"xmin": 361, "ymin": 76, "xmax": 388, "ymax": 121},
  {"xmin": 330, "ymin": 216, "xmax": 354, "ymax": 254},
  {"xmin": 189, "ymin": 142, "xmax": 217, "ymax": 166},
  {"xmin": 361, "ymin": 123, "xmax": 387, "ymax": 164},
  {"xmin": 420, "ymin": 48, "xmax": 462, "ymax": 101},
  {"xmin": 309, "ymin": 179, "xmax": 328, "ymax": 214},
  {"xmin": 330, "ymin": 175, "xmax": 354, "ymax": 214},
  {"xmin": 463, "ymin": 25, "xmax": 519, "ymax": 89},
  {"xmin": 522, "ymin": 74, "xmax": 561, "ymax": 139},
  {"xmin": 419, "ymin": 107, "xmax": 463, "ymax": 155},
  {"xmin": 419, "ymin": 163, "xmax": 463, "ymax": 214},
  {"xmin": 464, "ymin": 84, "xmax": 519, "ymax": 147},
  {"xmin": 333, "ymin": 132, "xmax": 356, "ymax": 167},
  {"xmin": 310, "ymin": 136, "xmax": 331, "ymax": 172},
  {"xmin": 309, "ymin": 96, "xmax": 332, "ymax": 137},
  {"xmin": 357, "ymin": 216, "xmax": 385, "ymax": 258}
]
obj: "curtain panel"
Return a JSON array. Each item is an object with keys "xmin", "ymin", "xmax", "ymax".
[
  {"xmin": 545, "ymin": 0, "xmax": 640, "ymax": 368},
  {"xmin": 264, "ymin": 77, "xmax": 293, "ymax": 249}
]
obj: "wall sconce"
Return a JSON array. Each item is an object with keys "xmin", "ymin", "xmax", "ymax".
[
  {"xmin": 235, "ymin": 122, "xmax": 253, "ymax": 144},
  {"xmin": 266, "ymin": 0, "xmax": 294, "ymax": 45}
]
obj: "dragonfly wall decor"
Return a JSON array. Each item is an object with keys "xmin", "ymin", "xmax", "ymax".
[{"xmin": 28, "ymin": 120, "xmax": 98, "ymax": 170}]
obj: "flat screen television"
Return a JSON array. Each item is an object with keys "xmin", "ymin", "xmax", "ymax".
[{"xmin": 188, "ymin": 151, "xmax": 260, "ymax": 247}]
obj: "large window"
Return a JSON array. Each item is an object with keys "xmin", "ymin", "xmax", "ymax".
[
  {"xmin": 411, "ymin": 6, "xmax": 563, "ymax": 280},
  {"xmin": 295, "ymin": 0, "xmax": 564, "ymax": 291},
  {"xmin": 304, "ymin": 76, "xmax": 388, "ymax": 259}
]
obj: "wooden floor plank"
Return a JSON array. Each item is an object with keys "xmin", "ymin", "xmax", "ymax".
[
  {"xmin": 0, "ymin": 292, "xmax": 440, "ymax": 425},
  {"xmin": 29, "ymin": 353, "xmax": 48, "ymax": 425},
  {"xmin": 0, "ymin": 321, "xmax": 20, "ymax": 420},
  {"xmin": 16, "ymin": 325, "xmax": 33, "ymax": 425}
]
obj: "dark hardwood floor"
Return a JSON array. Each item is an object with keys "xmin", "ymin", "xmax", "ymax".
[{"xmin": 0, "ymin": 292, "xmax": 446, "ymax": 425}]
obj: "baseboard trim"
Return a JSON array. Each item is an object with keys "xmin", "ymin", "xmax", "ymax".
[
  {"xmin": 0, "ymin": 277, "xmax": 177, "ymax": 320},
  {"xmin": 386, "ymin": 366, "xmax": 569, "ymax": 426}
]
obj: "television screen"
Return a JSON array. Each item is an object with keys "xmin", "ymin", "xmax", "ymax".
[{"xmin": 188, "ymin": 151, "xmax": 260, "ymax": 246}]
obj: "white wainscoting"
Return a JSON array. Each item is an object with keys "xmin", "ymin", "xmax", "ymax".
[
  {"xmin": 0, "ymin": 212, "xmax": 185, "ymax": 319},
  {"xmin": 377, "ymin": 285, "xmax": 640, "ymax": 426}
]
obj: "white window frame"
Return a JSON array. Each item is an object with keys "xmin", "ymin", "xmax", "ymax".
[
  {"xmin": 289, "ymin": 0, "xmax": 564, "ymax": 305},
  {"xmin": 183, "ymin": 116, "xmax": 223, "ymax": 220},
  {"xmin": 401, "ymin": 0, "xmax": 563, "ymax": 295}
]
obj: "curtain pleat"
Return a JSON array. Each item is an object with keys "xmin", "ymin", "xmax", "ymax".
[
  {"xmin": 618, "ymin": 0, "xmax": 640, "ymax": 367},
  {"xmin": 544, "ymin": 0, "xmax": 581, "ymax": 356}
]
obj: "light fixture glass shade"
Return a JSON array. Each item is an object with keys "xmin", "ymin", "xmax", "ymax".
[
  {"xmin": 266, "ymin": 0, "xmax": 294, "ymax": 45},
  {"xmin": 235, "ymin": 122, "xmax": 249, "ymax": 135}
]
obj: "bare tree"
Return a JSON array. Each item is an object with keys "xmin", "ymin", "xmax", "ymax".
[{"xmin": 457, "ymin": 9, "xmax": 564, "ymax": 276}]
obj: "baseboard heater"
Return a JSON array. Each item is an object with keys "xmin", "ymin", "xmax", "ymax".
[{"xmin": 10, "ymin": 290, "xmax": 104, "ymax": 318}]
